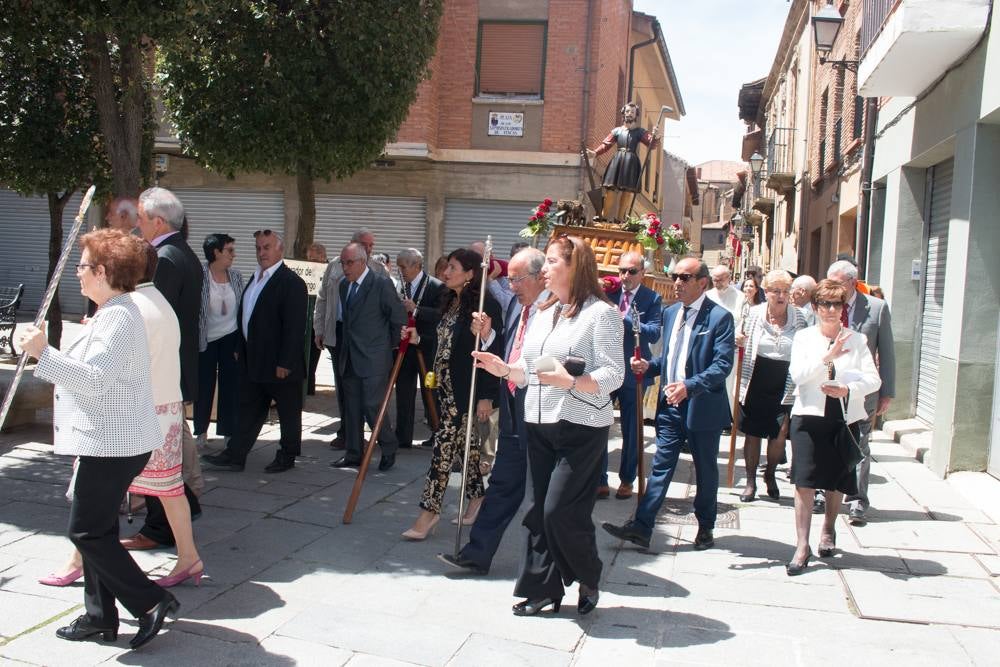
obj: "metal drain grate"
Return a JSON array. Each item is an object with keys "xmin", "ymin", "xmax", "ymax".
[{"xmin": 654, "ymin": 499, "xmax": 740, "ymax": 529}]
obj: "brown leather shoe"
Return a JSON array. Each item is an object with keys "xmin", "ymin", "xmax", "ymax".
[
  {"xmin": 120, "ymin": 534, "xmax": 163, "ymax": 551},
  {"xmin": 595, "ymin": 485, "xmax": 610, "ymax": 500},
  {"xmin": 615, "ymin": 483, "xmax": 633, "ymax": 499}
]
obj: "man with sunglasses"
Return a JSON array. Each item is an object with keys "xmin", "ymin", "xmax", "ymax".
[
  {"xmin": 603, "ymin": 257, "xmax": 734, "ymax": 551},
  {"xmin": 598, "ymin": 252, "xmax": 661, "ymax": 499},
  {"xmin": 202, "ymin": 229, "xmax": 308, "ymax": 473}
]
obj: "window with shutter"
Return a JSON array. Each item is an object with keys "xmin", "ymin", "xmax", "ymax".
[{"xmin": 476, "ymin": 21, "xmax": 546, "ymax": 98}]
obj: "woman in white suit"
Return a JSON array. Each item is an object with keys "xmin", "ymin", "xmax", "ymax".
[
  {"xmin": 19, "ymin": 229, "xmax": 179, "ymax": 649},
  {"xmin": 786, "ymin": 279, "xmax": 881, "ymax": 575}
]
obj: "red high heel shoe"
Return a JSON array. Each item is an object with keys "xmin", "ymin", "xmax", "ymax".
[{"xmin": 155, "ymin": 560, "xmax": 205, "ymax": 587}]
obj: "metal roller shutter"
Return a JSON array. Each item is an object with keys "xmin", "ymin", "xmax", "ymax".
[
  {"xmin": 172, "ymin": 188, "xmax": 285, "ymax": 281},
  {"xmin": 444, "ymin": 199, "xmax": 536, "ymax": 259},
  {"xmin": 314, "ymin": 193, "xmax": 426, "ymax": 265},
  {"xmin": 915, "ymin": 158, "xmax": 952, "ymax": 424},
  {"xmin": 0, "ymin": 188, "xmax": 85, "ymax": 315}
]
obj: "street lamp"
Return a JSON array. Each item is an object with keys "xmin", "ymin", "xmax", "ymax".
[
  {"xmin": 811, "ymin": 1, "xmax": 858, "ymax": 71},
  {"xmin": 749, "ymin": 152, "xmax": 764, "ymax": 178}
]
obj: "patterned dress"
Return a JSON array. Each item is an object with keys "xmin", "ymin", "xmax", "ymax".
[
  {"xmin": 419, "ymin": 302, "xmax": 485, "ymax": 514},
  {"xmin": 128, "ymin": 401, "xmax": 185, "ymax": 497}
]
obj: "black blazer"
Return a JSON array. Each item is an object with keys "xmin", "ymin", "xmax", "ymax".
[
  {"xmin": 237, "ymin": 263, "xmax": 308, "ymax": 383},
  {"xmin": 410, "ymin": 274, "xmax": 447, "ymax": 360},
  {"xmin": 153, "ymin": 233, "xmax": 203, "ymax": 402},
  {"xmin": 339, "ymin": 271, "xmax": 408, "ymax": 379},
  {"xmin": 441, "ymin": 293, "xmax": 504, "ymax": 409}
]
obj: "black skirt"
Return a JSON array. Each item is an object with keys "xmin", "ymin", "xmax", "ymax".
[
  {"xmin": 739, "ymin": 356, "xmax": 791, "ymax": 439},
  {"xmin": 789, "ymin": 397, "xmax": 859, "ymax": 495}
]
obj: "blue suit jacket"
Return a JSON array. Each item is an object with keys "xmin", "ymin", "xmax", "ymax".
[
  {"xmin": 648, "ymin": 297, "xmax": 735, "ymax": 431},
  {"xmin": 609, "ymin": 285, "xmax": 662, "ymax": 388}
]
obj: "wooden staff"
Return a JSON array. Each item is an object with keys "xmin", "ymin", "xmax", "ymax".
[
  {"xmin": 726, "ymin": 303, "xmax": 750, "ymax": 488},
  {"xmin": 414, "ymin": 348, "xmax": 439, "ymax": 430},
  {"xmin": 454, "ymin": 235, "xmax": 492, "ymax": 556},
  {"xmin": 0, "ymin": 185, "xmax": 96, "ymax": 431},
  {"xmin": 630, "ymin": 302, "xmax": 646, "ymax": 504},
  {"xmin": 342, "ymin": 326, "xmax": 413, "ymax": 524},
  {"xmin": 626, "ymin": 105, "xmax": 672, "ymax": 219}
]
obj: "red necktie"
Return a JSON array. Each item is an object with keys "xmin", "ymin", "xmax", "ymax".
[
  {"xmin": 620, "ymin": 290, "xmax": 631, "ymax": 316},
  {"xmin": 507, "ymin": 305, "xmax": 530, "ymax": 395},
  {"xmin": 841, "ymin": 303, "xmax": 849, "ymax": 327}
]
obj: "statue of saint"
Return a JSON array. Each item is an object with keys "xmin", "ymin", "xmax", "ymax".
[{"xmin": 586, "ymin": 102, "xmax": 659, "ymax": 223}]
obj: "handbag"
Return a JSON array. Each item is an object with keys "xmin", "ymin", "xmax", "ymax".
[{"xmin": 834, "ymin": 417, "xmax": 865, "ymax": 470}]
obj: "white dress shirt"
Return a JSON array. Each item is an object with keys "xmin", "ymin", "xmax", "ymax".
[
  {"xmin": 666, "ymin": 293, "xmax": 707, "ymax": 384},
  {"xmin": 242, "ymin": 260, "xmax": 284, "ymax": 337}
]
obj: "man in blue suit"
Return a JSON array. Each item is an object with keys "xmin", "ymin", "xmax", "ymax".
[
  {"xmin": 603, "ymin": 257, "xmax": 734, "ymax": 551},
  {"xmin": 599, "ymin": 251, "xmax": 661, "ymax": 499}
]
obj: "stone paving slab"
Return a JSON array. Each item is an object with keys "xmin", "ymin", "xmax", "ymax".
[
  {"xmin": 842, "ymin": 569, "xmax": 1000, "ymax": 628},
  {"xmin": 449, "ymin": 633, "xmax": 573, "ymax": 666},
  {"xmin": 848, "ymin": 518, "xmax": 995, "ymax": 554},
  {"xmin": 0, "ymin": 590, "xmax": 76, "ymax": 639}
]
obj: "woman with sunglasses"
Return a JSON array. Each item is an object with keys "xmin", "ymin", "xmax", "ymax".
[
  {"xmin": 736, "ymin": 270, "xmax": 808, "ymax": 502},
  {"xmin": 786, "ymin": 279, "xmax": 880, "ymax": 575},
  {"xmin": 473, "ymin": 235, "xmax": 624, "ymax": 617}
]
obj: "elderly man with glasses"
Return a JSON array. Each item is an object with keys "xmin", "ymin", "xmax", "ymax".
[
  {"xmin": 598, "ymin": 251, "xmax": 662, "ymax": 499},
  {"xmin": 603, "ymin": 257, "xmax": 734, "ymax": 552}
]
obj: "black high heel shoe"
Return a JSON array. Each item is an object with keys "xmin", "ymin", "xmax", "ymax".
[
  {"xmin": 763, "ymin": 470, "xmax": 780, "ymax": 499},
  {"xmin": 130, "ymin": 591, "xmax": 180, "ymax": 649},
  {"xmin": 56, "ymin": 615, "xmax": 118, "ymax": 642},
  {"xmin": 512, "ymin": 597, "xmax": 562, "ymax": 616},
  {"xmin": 818, "ymin": 532, "xmax": 837, "ymax": 558},
  {"xmin": 739, "ymin": 484, "xmax": 757, "ymax": 503},
  {"xmin": 785, "ymin": 548, "xmax": 812, "ymax": 576},
  {"xmin": 578, "ymin": 586, "xmax": 600, "ymax": 615}
]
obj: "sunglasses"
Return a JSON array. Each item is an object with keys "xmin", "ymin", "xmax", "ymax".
[
  {"xmin": 669, "ymin": 273, "xmax": 696, "ymax": 282},
  {"xmin": 816, "ymin": 300, "xmax": 844, "ymax": 309},
  {"xmin": 618, "ymin": 267, "xmax": 640, "ymax": 276},
  {"xmin": 253, "ymin": 229, "xmax": 274, "ymax": 238}
]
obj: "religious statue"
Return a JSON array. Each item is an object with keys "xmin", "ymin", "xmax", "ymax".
[{"xmin": 586, "ymin": 102, "xmax": 659, "ymax": 223}]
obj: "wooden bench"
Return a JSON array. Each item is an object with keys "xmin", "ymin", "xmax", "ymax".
[{"xmin": 0, "ymin": 284, "xmax": 24, "ymax": 356}]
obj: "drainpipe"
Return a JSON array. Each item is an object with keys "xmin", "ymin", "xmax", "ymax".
[
  {"xmin": 627, "ymin": 26, "xmax": 658, "ymax": 103},
  {"xmin": 579, "ymin": 0, "xmax": 595, "ymax": 199},
  {"xmin": 854, "ymin": 97, "xmax": 878, "ymax": 279}
]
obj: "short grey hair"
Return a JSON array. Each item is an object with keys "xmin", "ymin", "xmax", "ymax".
[
  {"xmin": 139, "ymin": 187, "xmax": 185, "ymax": 231},
  {"xmin": 827, "ymin": 260, "xmax": 858, "ymax": 280},
  {"xmin": 619, "ymin": 251, "xmax": 645, "ymax": 271},
  {"xmin": 113, "ymin": 198, "xmax": 138, "ymax": 221},
  {"xmin": 791, "ymin": 274, "xmax": 817, "ymax": 293},
  {"xmin": 351, "ymin": 228, "xmax": 374, "ymax": 243},
  {"xmin": 342, "ymin": 242, "xmax": 367, "ymax": 263},
  {"xmin": 512, "ymin": 247, "xmax": 545, "ymax": 274},
  {"xmin": 710, "ymin": 264, "xmax": 731, "ymax": 278},
  {"xmin": 397, "ymin": 248, "xmax": 423, "ymax": 267}
]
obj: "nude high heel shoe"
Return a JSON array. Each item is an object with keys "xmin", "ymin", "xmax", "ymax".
[
  {"xmin": 451, "ymin": 496, "xmax": 484, "ymax": 526},
  {"xmin": 402, "ymin": 514, "xmax": 440, "ymax": 541}
]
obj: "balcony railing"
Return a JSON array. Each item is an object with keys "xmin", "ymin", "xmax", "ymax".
[
  {"xmin": 766, "ymin": 127, "xmax": 795, "ymax": 177},
  {"xmin": 861, "ymin": 0, "xmax": 897, "ymax": 57}
]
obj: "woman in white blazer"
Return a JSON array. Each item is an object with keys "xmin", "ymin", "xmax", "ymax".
[
  {"xmin": 19, "ymin": 230, "xmax": 179, "ymax": 649},
  {"xmin": 786, "ymin": 279, "xmax": 881, "ymax": 576}
]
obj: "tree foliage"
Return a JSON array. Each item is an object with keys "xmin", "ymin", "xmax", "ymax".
[{"xmin": 158, "ymin": 0, "xmax": 444, "ymax": 256}]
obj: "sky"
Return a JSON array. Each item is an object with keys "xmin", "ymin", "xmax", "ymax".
[{"xmin": 634, "ymin": 0, "xmax": 794, "ymax": 167}]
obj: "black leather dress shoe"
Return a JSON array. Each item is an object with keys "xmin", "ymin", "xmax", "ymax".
[
  {"xmin": 329, "ymin": 436, "xmax": 346, "ymax": 450},
  {"xmin": 378, "ymin": 453, "xmax": 396, "ymax": 471},
  {"xmin": 200, "ymin": 452, "xmax": 245, "ymax": 472},
  {"xmin": 693, "ymin": 528, "xmax": 715, "ymax": 550},
  {"xmin": 264, "ymin": 457, "xmax": 295, "ymax": 473},
  {"xmin": 601, "ymin": 520, "xmax": 651, "ymax": 550},
  {"xmin": 331, "ymin": 456, "xmax": 362, "ymax": 468},
  {"xmin": 56, "ymin": 615, "xmax": 118, "ymax": 642},
  {"xmin": 436, "ymin": 552, "xmax": 488, "ymax": 575},
  {"xmin": 129, "ymin": 591, "xmax": 180, "ymax": 649}
]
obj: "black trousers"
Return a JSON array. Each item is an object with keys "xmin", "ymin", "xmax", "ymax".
[
  {"xmin": 139, "ymin": 483, "xmax": 201, "ymax": 546},
  {"xmin": 394, "ymin": 345, "xmax": 437, "ymax": 447},
  {"xmin": 342, "ymin": 357, "xmax": 397, "ymax": 460},
  {"xmin": 459, "ymin": 387, "xmax": 527, "ymax": 570},
  {"xmin": 70, "ymin": 454, "xmax": 166, "ymax": 625},
  {"xmin": 193, "ymin": 330, "xmax": 240, "ymax": 437},
  {"xmin": 514, "ymin": 420, "xmax": 606, "ymax": 600},
  {"xmin": 328, "ymin": 341, "xmax": 345, "ymax": 438},
  {"xmin": 224, "ymin": 376, "xmax": 303, "ymax": 465}
]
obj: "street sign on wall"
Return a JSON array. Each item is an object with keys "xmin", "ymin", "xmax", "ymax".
[{"xmin": 488, "ymin": 111, "xmax": 524, "ymax": 137}]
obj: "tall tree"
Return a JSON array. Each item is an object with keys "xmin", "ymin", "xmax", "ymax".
[
  {"xmin": 158, "ymin": 1, "xmax": 443, "ymax": 257},
  {"xmin": 0, "ymin": 7, "xmax": 110, "ymax": 346}
]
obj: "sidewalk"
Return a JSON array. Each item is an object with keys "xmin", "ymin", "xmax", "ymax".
[{"xmin": 0, "ymin": 380, "xmax": 998, "ymax": 664}]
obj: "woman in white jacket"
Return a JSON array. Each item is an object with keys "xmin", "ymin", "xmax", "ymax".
[{"xmin": 787, "ymin": 279, "xmax": 881, "ymax": 575}]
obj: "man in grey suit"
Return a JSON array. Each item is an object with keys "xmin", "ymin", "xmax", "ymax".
[
  {"xmin": 828, "ymin": 259, "xmax": 895, "ymax": 524},
  {"xmin": 331, "ymin": 242, "xmax": 407, "ymax": 472}
]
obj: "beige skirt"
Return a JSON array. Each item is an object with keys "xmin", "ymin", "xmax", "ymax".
[{"xmin": 128, "ymin": 401, "xmax": 185, "ymax": 497}]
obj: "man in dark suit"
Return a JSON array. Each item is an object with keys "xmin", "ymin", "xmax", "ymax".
[
  {"xmin": 394, "ymin": 248, "xmax": 445, "ymax": 448},
  {"xmin": 828, "ymin": 259, "xmax": 895, "ymax": 524},
  {"xmin": 600, "ymin": 251, "xmax": 662, "ymax": 499},
  {"xmin": 201, "ymin": 230, "xmax": 307, "ymax": 473},
  {"xmin": 122, "ymin": 187, "xmax": 204, "ymax": 552},
  {"xmin": 331, "ymin": 242, "xmax": 407, "ymax": 471},
  {"xmin": 603, "ymin": 257, "xmax": 734, "ymax": 551},
  {"xmin": 437, "ymin": 248, "xmax": 546, "ymax": 574}
]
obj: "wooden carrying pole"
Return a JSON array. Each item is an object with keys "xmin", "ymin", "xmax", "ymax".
[
  {"xmin": 726, "ymin": 346, "xmax": 745, "ymax": 488},
  {"xmin": 630, "ymin": 302, "xmax": 646, "ymax": 503},
  {"xmin": 0, "ymin": 185, "xmax": 96, "ymax": 431},
  {"xmin": 342, "ymin": 331, "xmax": 412, "ymax": 524},
  {"xmin": 454, "ymin": 235, "xmax": 491, "ymax": 557}
]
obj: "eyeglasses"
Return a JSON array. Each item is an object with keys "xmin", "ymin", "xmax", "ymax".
[
  {"xmin": 618, "ymin": 267, "xmax": 640, "ymax": 276},
  {"xmin": 816, "ymin": 300, "xmax": 844, "ymax": 309},
  {"xmin": 253, "ymin": 229, "xmax": 274, "ymax": 238},
  {"xmin": 76, "ymin": 263, "xmax": 96, "ymax": 272},
  {"xmin": 509, "ymin": 272, "xmax": 539, "ymax": 284},
  {"xmin": 669, "ymin": 273, "xmax": 696, "ymax": 282}
]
